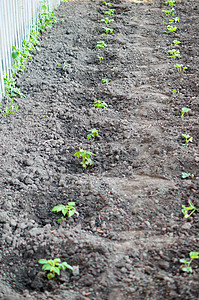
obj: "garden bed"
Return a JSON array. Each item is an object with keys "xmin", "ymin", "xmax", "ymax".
[{"xmin": 0, "ymin": 0, "xmax": 199, "ymax": 299}]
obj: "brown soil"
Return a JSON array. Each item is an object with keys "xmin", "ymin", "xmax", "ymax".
[{"xmin": 0, "ymin": 0, "xmax": 199, "ymax": 299}]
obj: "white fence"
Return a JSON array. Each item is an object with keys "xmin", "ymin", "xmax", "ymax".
[{"xmin": 0, "ymin": 0, "xmax": 61, "ymax": 100}]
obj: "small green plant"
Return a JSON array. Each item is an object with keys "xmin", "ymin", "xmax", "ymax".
[
  {"xmin": 102, "ymin": 1, "xmax": 113, "ymax": 6},
  {"xmin": 100, "ymin": 18, "xmax": 114, "ymax": 24},
  {"xmin": 162, "ymin": 8, "xmax": 175, "ymax": 16},
  {"xmin": 104, "ymin": 9, "xmax": 115, "ymax": 16},
  {"xmin": 182, "ymin": 134, "xmax": 193, "ymax": 146},
  {"xmin": 102, "ymin": 78, "xmax": 110, "ymax": 84},
  {"xmin": 165, "ymin": 0, "xmax": 175, "ymax": 6},
  {"xmin": 4, "ymin": 99, "xmax": 19, "ymax": 118},
  {"xmin": 167, "ymin": 25, "xmax": 177, "ymax": 32},
  {"xmin": 38, "ymin": 258, "xmax": 73, "ymax": 279},
  {"xmin": 98, "ymin": 56, "xmax": 104, "ymax": 63},
  {"xmin": 168, "ymin": 49, "xmax": 181, "ymax": 59},
  {"xmin": 74, "ymin": 149, "xmax": 96, "ymax": 168},
  {"xmin": 102, "ymin": 27, "xmax": 113, "ymax": 34},
  {"xmin": 93, "ymin": 100, "xmax": 108, "ymax": 108},
  {"xmin": 4, "ymin": 76, "xmax": 25, "ymax": 98},
  {"xmin": 96, "ymin": 41, "xmax": 107, "ymax": 49},
  {"xmin": 182, "ymin": 172, "xmax": 194, "ymax": 179},
  {"xmin": 172, "ymin": 89, "xmax": 179, "ymax": 94},
  {"xmin": 181, "ymin": 107, "xmax": 191, "ymax": 118},
  {"xmin": 182, "ymin": 200, "xmax": 199, "ymax": 219},
  {"xmin": 174, "ymin": 64, "xmax": 187, "ymax": 73},
  {"xmin": 52, "ymin": 202, "xmax": 78, "ymax": 223},
  {"xmin": 172, "ymin": 39, "xmax": 181, "ymax": 46},
  {"xmin": 169, "ymin": 17, "xmax": 179, "ymax": 23},
  {"xmin": 87, "ymin": 128, "xmax": 99, "ymax": 140},
  {"xmin": 180, "ymin": 252, "xmax": 199, "ymax": 273}
]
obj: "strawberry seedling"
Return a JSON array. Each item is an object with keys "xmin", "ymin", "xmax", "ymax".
[
  {"xmin": 181, "ymin": 107, "xmax": 191, "ymax": 118},
  {"xmin": 102, "ymin": 27, "xmax": 113, "ymax": 34},
  {"xmin": 100, "ymin": 18, "xmax": 114, "ymax": 24},
  {"xmin": 74, "ymin": 149, "xmax": 96, "ymax": 168},
  {"xmin": 98, "ymin": 56, "xmax": 104, "ymax": 63},
  {"xmin": 169, "ymin": 17, "xmax": 179, "ymax": 23},
  {"xmin": 38, "ymin": 258, "xmax": 73, "ymax": 279},
  {"xmin": 182, "ymin": 134, "xmax": 193, "ymax": 146},
  {"xmin": 52, "ymin": 202, "xmax": 78, "ymax": 223},
  {"xmin": 87, "ymin": 128, "xmax": 99, "ymax": 140},
  {"xmin": 171, "ymin": 39, "xmax": 181, "ymax": 46},
  {"xmin": 182, "ymin": 200, "xmax": 199, "ymax": 219},
  {"xmin": 162, "ymin": 8, "xmax": 175, "ymax": 16},
  {"xmin": 182, "ymin": 172, "xmax": 194, "ymax": 179},
  {"xmin": 167, "ymin": 25, "xmax": 177, "ymax": 32},
  {"xmin": 93, "ymin": 100, "xmax": 108, "ymax": 108},
  {"xmin": 165, "ymin": 0, "xmax": 175, "ymax": 6},
  {"xmin": 168, "ymin": 49, "xmax": 181, "ymax": 59},
  {"xmin": 4, "ymin": 99, "xmax": 19, "ymax": 118},
  {"xmin": 102, "ymin": 78, "xmax": 110, "ymax": 84},
  {"xmin": 104, "ymin": 9, "xmax": 115, "ymax": 16},
  {"xmin": 102, "ymin": 1, "xmax": 113, "ymax": 6},
  {"xmin": 96, "ymin": 41, "xmax": 107, "ymax": 49},
  {"xmin": 180, "ymin": 252, "xmax": 199, "ymax": 273},
  {"xmin": 174, "ymin": 64, "xmax": 187, "ymax": 73}
]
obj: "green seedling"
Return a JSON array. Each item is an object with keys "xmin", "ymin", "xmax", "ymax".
[
  {"xmin": 181, "ymin": 107, "xmax": 191, "ymax": 118},
  {"xmin": 172, "ymin": 40, "xmax": 181, "ymax": 46},
  {"xmin": 87, "ymin": 128, "xmax": 99, "ymax": 140},
  {"xmin": 98, "ymin": 56, "xmax": 104, "ymax": 63},
  {"xmin": 4, "ymin": 76, "xmax": 25, "ymax": 98},
  {"xmin": 52, "ymin": 202, "xmax": 78, "ymax": 223},
  {"xmin": 165, "ymin": 0, "xmax": 175, "ymax": 6},
  {"xmin": 102, "ymin": 1, "xmax": 113, "ymax": 6},
  {"xmin": 182, "ymin": 172, "xmax": 194, "ymax": 179},
  {"xmin": 167, "ymin": 25, "xmax": 177, "ymax": 32},
  {"xmin": 102, "ymin": 27, "xmax": 113, "ymax": 34},
  {"xmin": 168, "ymin": 49, "xmax": 181, "ymax": 59},
  {"xmin": 100, "ymin": 18, "xmax": 114, "ymax": 24},
  {"xmin": 74, "ymin": 149, "xmax": 96, "ymax": 168},
  {"xmin": 102, "ymin": 78, "xmax": 110, "ymax": 84},
  {"xmin": 172, "ymin": 89, "xmax": 179, "ymax": 94},
  {"xmin": 4, "ymin": 99, "xmax": 19, "ymax": 118},
  {"xmin": 182, "ymin": 200, "xmax": 199, "ymax": 219},
  {"xmin": 93, "ymin": 100, "xmax": 108, "ymax": 108},
  {"xmin": 162, "ymin": 8, "xmax": 175, "ymax": 16},
  {"xmin": 104, "ymin": 9, "xmax": 115, "ymax": 16},
  {"xmin": 182, "ymin": 134, "xmax": 193, "ymax": 146},
  {"xmin": 96, "ymin": 41, "xmax": 107, "ymax": 49},
  {"xmin": 38, "ymin": 258, "xmax": 73, "ymax": 280},
  {"xmin": 169, "ymin": 17, "xmax": 179, "ymax": 23},
  {"xmin": 174, "ymin": 64, "xmax": 187, "ymax": 73},
  {"xmin": 180, "ymin": 252, "xmax": 199, "ymax": 273}
]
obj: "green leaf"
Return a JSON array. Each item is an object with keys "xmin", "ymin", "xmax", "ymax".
[
  {"xmin": 68, "ymin": 210, "xmax": 75, "ymax": 218},
  {"xmin": 38, "ymin": 259, "xmax": 48, "ymax": 264},
  {"xmin": 42, "ymin": 264, "xmax": 52, "ymax": 271},
  {"xmin": 47, "ymin": 273, "xmax": 55, "ymax": 279},
  {"xmin": 181, "ymin": 266, "xmax": 192, "ymax": 273},
  {"xmin": 12, "ymin": 51, "xmax": 19, "ymax": 59},
  {"xmin": 190, "ymin": 252, "xmax": 199, "ymax": 259},
  {"xmin": 180, "ymin": 259, "xmax": 189, "ymax": 264},
  {"xmin": 53, "ymin": 258, "xmax": 61, "ymax": 264},
  {"xmin": 52, "ymin": 205, "xmax": 65, "ymax": 212},
  {"xmin": 61, "ymin": 262, "xmax": 73, "ymax": 271},
  {"xmin": 53, "ymin": 267, "xmax": 60, "ymax": 275}
]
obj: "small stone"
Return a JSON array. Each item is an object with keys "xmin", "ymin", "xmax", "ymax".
[
  {"xmin": 182, "ymin": 222, "xmax": 192, "ymax": 230},
  {"xmin": 72, "ymin": 265, "xmax": 80, "ymax": 276}
]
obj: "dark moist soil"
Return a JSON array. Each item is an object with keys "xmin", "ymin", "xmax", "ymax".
[{"xmin": 0, "ymin": 0, "xmax": 199, "ymax": 299}]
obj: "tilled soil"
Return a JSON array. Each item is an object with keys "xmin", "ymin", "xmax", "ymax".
[{"xmin": 0, "ymin": 0, "xmax": 199, "ymax": 299}]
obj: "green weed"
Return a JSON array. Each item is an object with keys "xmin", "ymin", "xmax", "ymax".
[
  {"xmin": 104, "ymin": 9, "xmax": 115, "ymax": 16},
  {"xmin": 165, "ymin": 0, "xmax": 175, "ymax": 6},
  {"xmin": 102, "ymin": 78, "xmax": 110, "ymax": 84},
  {"xmin": 102, "ymin": 27, "xmax": 113, "ymax": 34},
  {"xmin": 180, "ymin": 252, "xmax": 199, "ymax": 273},
  {"xmin": 52, "ymin": 202, "xmax": 78, "ymax": 223},
  {"xmin": 162, "ymin": 8, "xmax": 175, "ymax": 16},
  {"xmin": 87, "ymin": 128, "xmax": 99, "ymax": 140},
  {"xmin": 174, "ymin": 64, "xmax": 187, "ymax": 73},
  {"xmin": 96, "ymin": 41, "xmax": 107, "ymax": 49},
  {"xmin": 93, "ymin": 100, "xmax": 108, "ymax": 108},
  {"xmin": 182, "ymin": 200, "xmax": 199, "ymax": 219},
  {"xmin": 100, "ymin": 18, "xmax": 114, "ymax": 24},
  {"xmin": 168, "ymin": 49, "xmax": 181, "ymax": 59},
  {"xmin": 38, "ymin": 258, "xmax": 73, "ymax": 280},
  {"xmin": 4, "ymin": 99, "xmax": 19, "ymax": 118},
  {"xmin": 98, "ymin": 56, "xmax": 104, "ymax": 63},
  {"xmin": 181, "ymin": 107, "xmax": 191, "ymax": 118},
  {"xmin": 169, "ymin": 17, "xmax": 179, "ymax": 23},
  {"xmin": 172, "ymin": 40, "xmax": 181, "ymax": 46},
  {"xmin": 182, "ymin": 134, "xmax": 193, "ymax": 146},
  {"xmin": 102, "ymin": 1, "xmax": 113, "ymax": 6},
  {"xmin": 74, "ymin": 149, "xmax": 96, "ymax": 168},
  {"xmin": 182, "ymin": 172, "xmax": 194, "ymax": 179},
  {"xmin": 167, "ymin": 25, "xmax": 177, "ymax": 32}
]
